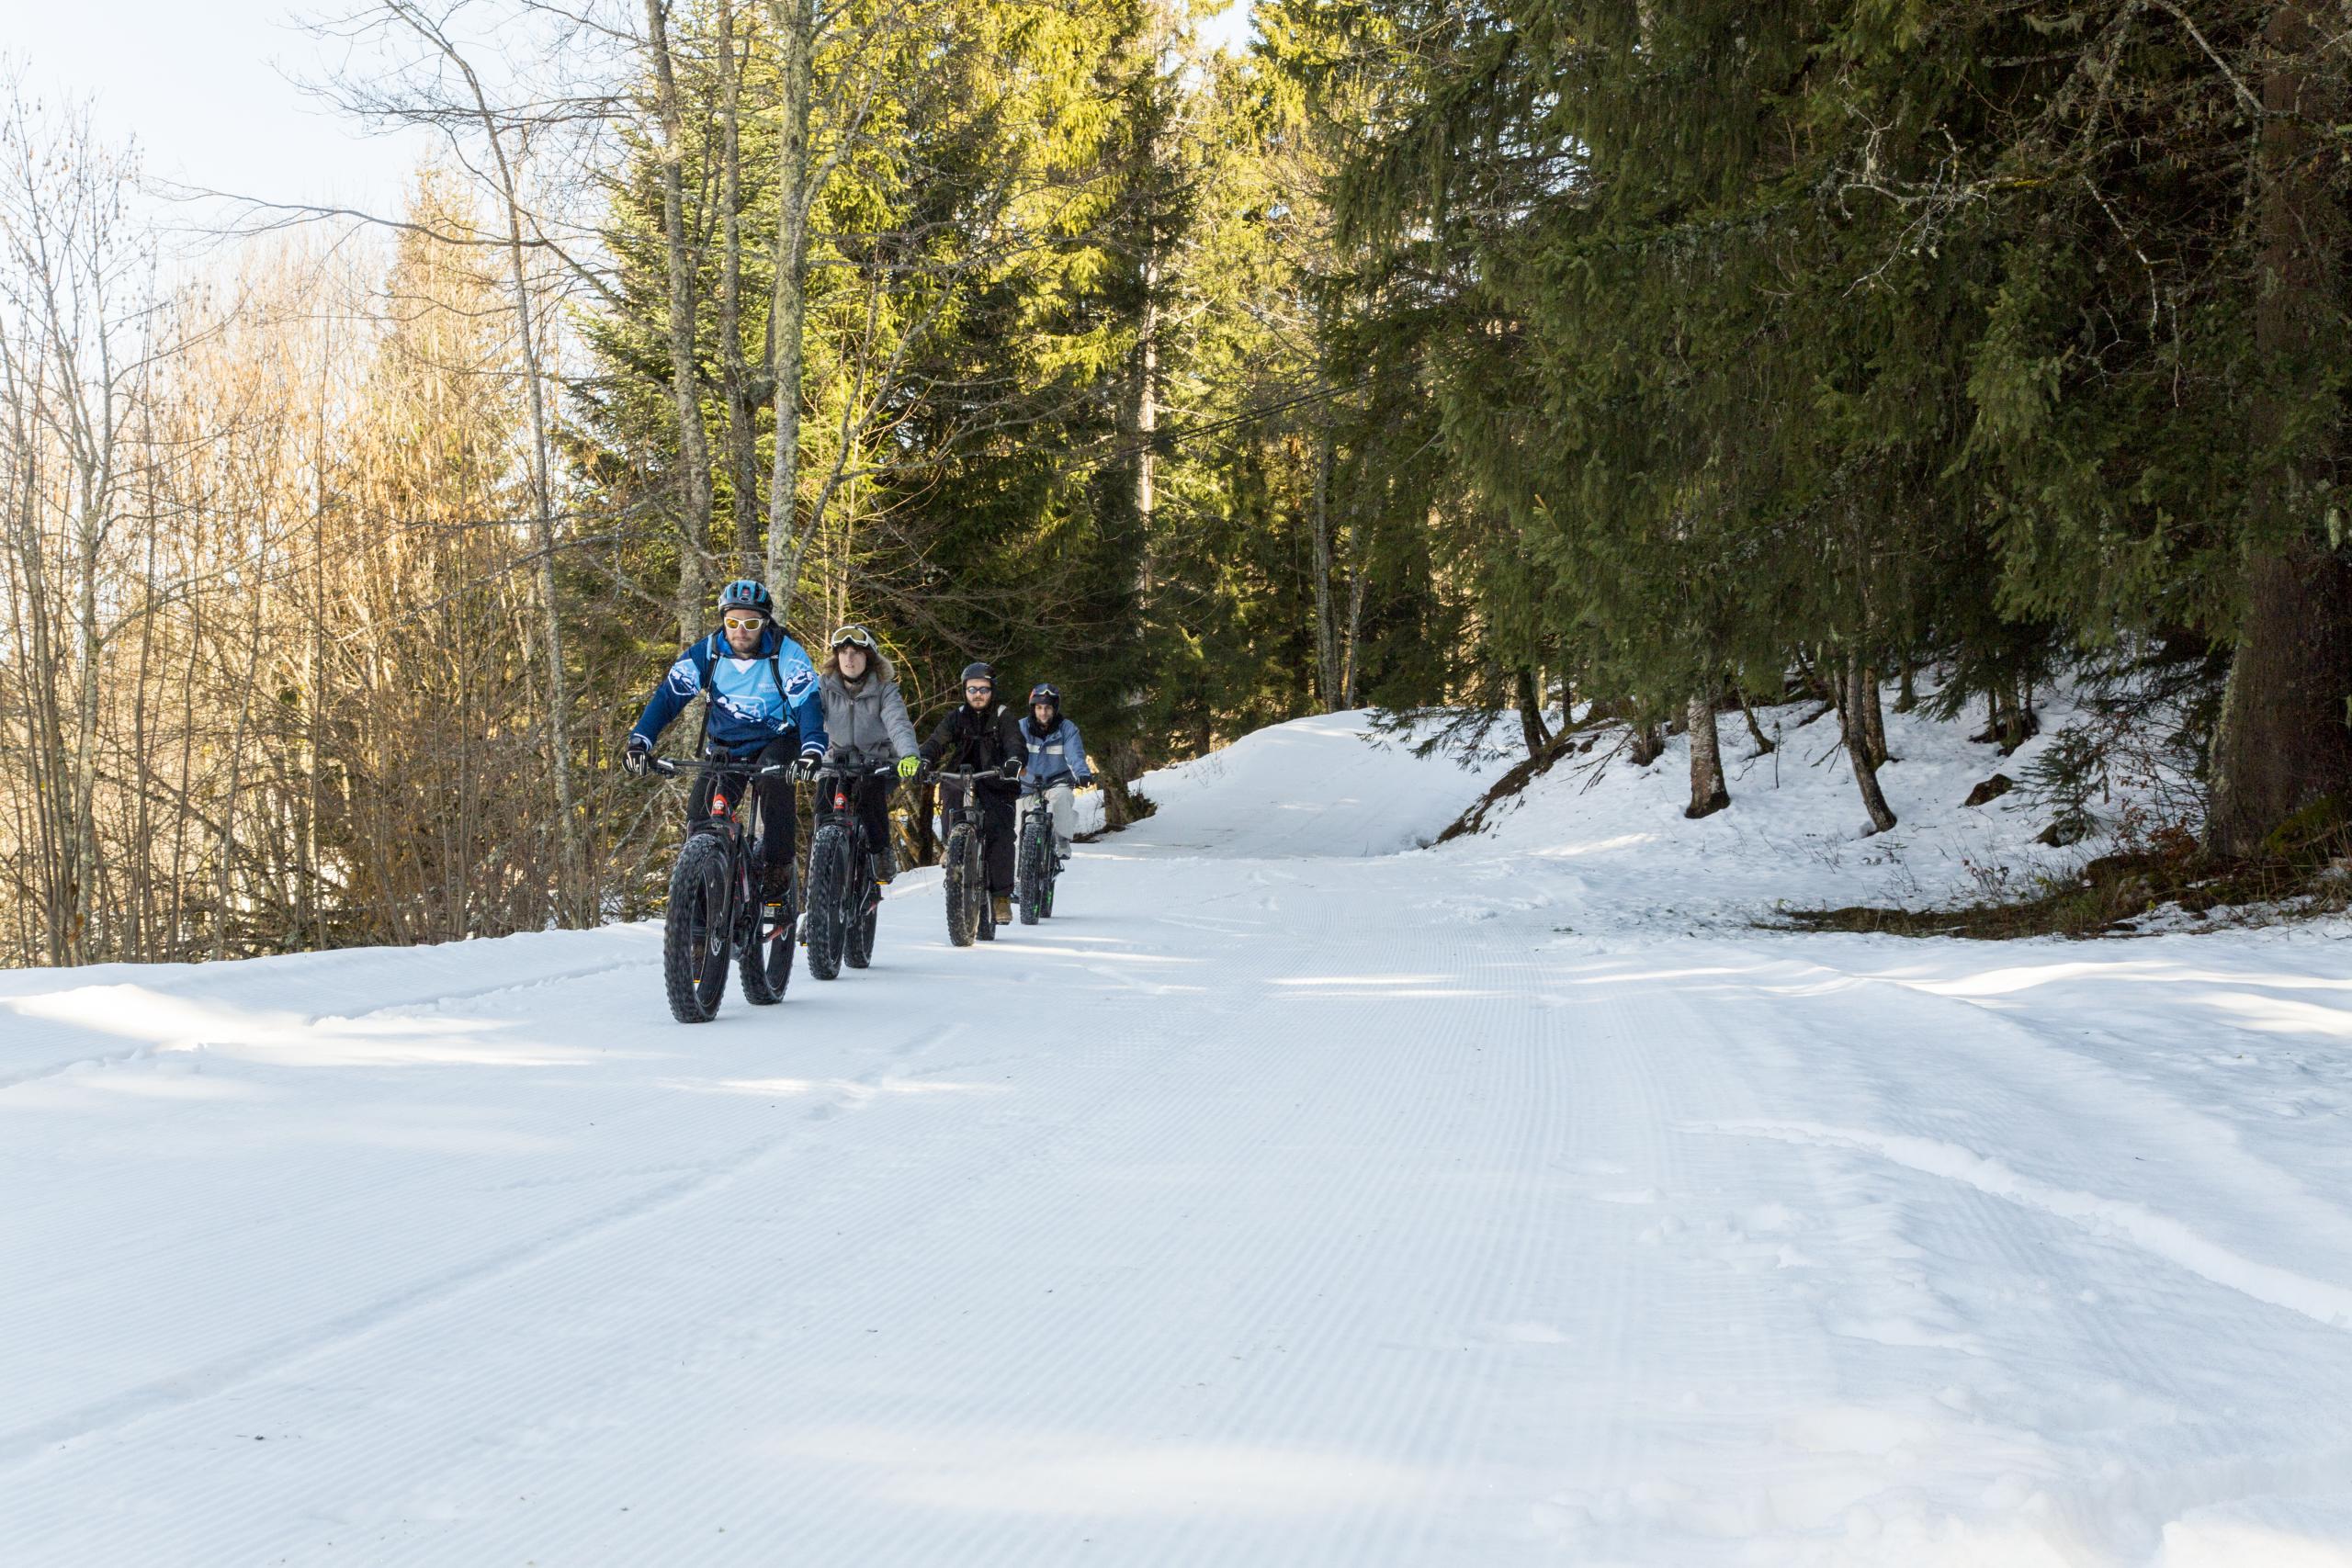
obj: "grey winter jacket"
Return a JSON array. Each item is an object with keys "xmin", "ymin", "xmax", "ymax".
[{"xmin": 819, "ymin": 671, "xmax": 919, "ymax": 765}]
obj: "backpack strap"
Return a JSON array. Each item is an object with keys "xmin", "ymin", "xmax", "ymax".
[{"xmin": 689, "ymin": 637, "xmax": 714, "ymax": 751}]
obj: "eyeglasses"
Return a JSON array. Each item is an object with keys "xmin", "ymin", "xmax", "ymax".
[
  {"xmin": 830, "ymin": 624, "xmax": 876, "ymax": 651},
  {"xmin": 965, "ymin": 682, "xmax": 993, "ymax": 694},
  {"xmin": 722, "ymin": 615, "xmax": 763, "ymax": 631}
]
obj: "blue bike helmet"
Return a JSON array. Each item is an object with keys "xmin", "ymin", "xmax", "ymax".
[
  {"xmin": 718, "ymin": 579, "xmax": 773, "ymax": 619},
  {"xmin": 1028, "ymin": 682, "xmax": 1060, "ymax": 707}
]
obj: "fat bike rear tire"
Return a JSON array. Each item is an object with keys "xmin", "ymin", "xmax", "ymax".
[
  {"xmin": 844, "ymin": 868, "xmax": 878, "ymax": 969},
  {"xmin": 663, "ymin": 833, "xmax": 733, "ymax": 1023},
  {"xmin": 739, "ymin": 876, "xmax": 796, "ymax": 1004}
]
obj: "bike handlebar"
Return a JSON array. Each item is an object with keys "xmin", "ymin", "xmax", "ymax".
[
  {"xmin": 810, "ymin": 761, "xmax": 908, "ymax": 780},
  {"xmin": 646, "ymin": 756, "xmax": 791, "ymax": 780}
]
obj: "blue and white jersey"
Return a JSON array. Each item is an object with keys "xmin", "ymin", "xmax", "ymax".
[{"xmin": 631, "ymin": 627, "xmax": 825, "ymax": 756}]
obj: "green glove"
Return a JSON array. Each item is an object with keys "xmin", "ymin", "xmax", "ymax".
[{"xmin": 896, "ymin": 755, "xmax": 921, "ymax": 780}]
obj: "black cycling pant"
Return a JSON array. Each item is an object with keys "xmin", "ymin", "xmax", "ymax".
[
  {"xmin": 852, "ymin": 773, "xmax": 895, "ymax": 868},
  {"xmin": 690, "ymin": 739, "xmax": 798, "ymax": 894}
]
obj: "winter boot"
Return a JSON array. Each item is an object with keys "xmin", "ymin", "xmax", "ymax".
[
  {"xmin": 761, "ymin": 850, "xmax": 794, "ymax": 906},
  {"xmin": 876, "ymin": 839, "xmax": 897, "ymax": 886},
  {"xmin": 991, "ymin": 894, "xmax": 1012, "ymax": 925}
]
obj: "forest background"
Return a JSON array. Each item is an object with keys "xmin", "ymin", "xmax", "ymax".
[{"xmin": 3, "ymin": 0, "xmax": 2347, "ymax": 967}]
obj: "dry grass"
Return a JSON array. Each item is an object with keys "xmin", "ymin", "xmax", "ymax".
[{"xmin": 1781, "ymin": 813, "xmax": 2352, "ymax": 941}]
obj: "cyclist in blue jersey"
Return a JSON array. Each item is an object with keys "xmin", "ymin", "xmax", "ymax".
[{"xmin": 625, "ymin": 580, "xmax": 825, "ymax": 903}]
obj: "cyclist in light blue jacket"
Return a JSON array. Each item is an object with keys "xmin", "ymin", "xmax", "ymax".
[{"xmin": 1016, "ymin": 682, "xmax": 1091, "ymax": 862}]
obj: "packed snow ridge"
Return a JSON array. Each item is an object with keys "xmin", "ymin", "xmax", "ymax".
[{"xmin": 4, "ymin": 702, "xmax": 2350, "ymax": 1566}]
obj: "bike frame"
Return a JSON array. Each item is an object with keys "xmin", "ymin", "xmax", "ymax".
[
  {"xmin": 652, "ymin": 755, "xmax": 786, "ymax": 919},
  {"xmin": 930, "ymin": 767, "xmax": 1004, "ymax": 841},
  {"xmin": 808, "ymin": 760, "xmax": 903, "ymax": 868},
  {"xmin": 927, "ymin": 765, "xmax": 1011, "ymax": 944}
]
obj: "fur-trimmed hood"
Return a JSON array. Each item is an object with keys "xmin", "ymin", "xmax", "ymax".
[{"xmin": 820, "ymin": 644, "xmax": 897, "ymax": 685}]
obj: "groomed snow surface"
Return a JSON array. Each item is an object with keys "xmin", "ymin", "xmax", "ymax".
[{"xmin": 5, "ymin": 697, "xmax": 2351, "ymax": 1566}]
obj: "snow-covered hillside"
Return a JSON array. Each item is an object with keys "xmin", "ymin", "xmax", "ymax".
[
  {"xmin": 1428, "ymin": 684, "xmax": 2187, "ymax": 932},
  {"xmin": 4, "ymin": 707, "xmax": 2350, "ymax": 1566}
]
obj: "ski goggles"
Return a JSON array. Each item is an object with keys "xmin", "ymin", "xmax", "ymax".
[{"xmin": 829, "ymin": 624, "xmax": 877, "ymax": 652}]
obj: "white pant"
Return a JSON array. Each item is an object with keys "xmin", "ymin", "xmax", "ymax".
[{"xmin": 1019, "ymin": 781, "xmax": 1076, "ymax": 856}]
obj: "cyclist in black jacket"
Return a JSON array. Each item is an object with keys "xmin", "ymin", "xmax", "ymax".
[{"xmin": 919, "ymin": 661, "xmax": 1027, "ymax": 925}]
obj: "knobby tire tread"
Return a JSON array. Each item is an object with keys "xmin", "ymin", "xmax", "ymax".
[
  {"xmin": 739, "ymin": 875, "xmax": 794, "ymax": 1004},
  {"xmin": 1017, "ymin": 815, "xmax": 1048, "ymax": 925},
  {"xmin": 663, "ymin": 833, "xmax": 733, "ymax": 1023},
  {"xmin": 844, "ymin": 859, "xmax": 877, "ymax": 969},
  {"xmin": 944, "ymin": 825, "xmax": 981, "ymax": 947},
  {"xmin": 806, "ymin": 829, "xmax": 849, "ymax": 980}
]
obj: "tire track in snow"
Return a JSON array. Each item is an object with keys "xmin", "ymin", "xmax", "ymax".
[
  {"xmin": 0, "ymin": 951, "xmax": 750, "ymax": 1412},
  {"xmin": 0, "ymin": 894, "xmax": 1272, "ymax": 1562},
  {"xmin": 0, "ymin": 1115, "xmax": 807, "ymax": 1472},
  {"xmin": 1701, "ymin": 1118, "xmax": 2352, "ymax": 1333},
  {"xmin": 18, "ymin": 731, "xmax": 2352, "ymax": 1565}
]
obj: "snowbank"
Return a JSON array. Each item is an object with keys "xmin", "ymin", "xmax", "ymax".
[
  {"xmin": 1124, "ymin": 710, "xmax": 1515, "ymax": 860},
  {"xmin": 1444, "ymin": 684, "xmax": 2268, "ymax": 937}
]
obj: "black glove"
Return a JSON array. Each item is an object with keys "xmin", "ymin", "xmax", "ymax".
[
  {"xmin": 999, "ymin": 758, "xmax": 1023, "ymax": 779},
  {"xmin": 624, "ymin": 735, "xmax": 652, "ymax": 777}
]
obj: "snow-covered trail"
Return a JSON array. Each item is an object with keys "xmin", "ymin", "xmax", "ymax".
[{"xmin": 6, "ymin": 717, "xmax": 2352, "ymax": 1565}]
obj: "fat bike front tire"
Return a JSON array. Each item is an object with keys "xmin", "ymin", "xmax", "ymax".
[
  {"xmin": 804, "ymin": 828, "xmax": 851, "ymax": 980},
  {"xmin": 944, "ymin": 825, "xmax": 982, "ymax": 948},
  {"xmin": 1016, "ymin": 817, "xmax": 1050, "ymax": 926},
  {"xmin": 663, "ymin": 833, "xmax": 733, "ymax": 1023}
]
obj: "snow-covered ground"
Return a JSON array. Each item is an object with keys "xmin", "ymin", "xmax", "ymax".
[{"xmin": 4, "ymin": 706, "xmax": 2349, "ymax": 1566}]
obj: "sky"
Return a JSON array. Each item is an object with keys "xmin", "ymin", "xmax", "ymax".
[
  {"xmin": 4, "ymin": 0, "xmax": 433, "ymax": 213},
  {"xmin": 6, "ymin": 0, "xmax": 1257, "ymax": 221}
]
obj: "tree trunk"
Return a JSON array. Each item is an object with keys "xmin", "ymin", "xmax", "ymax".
[
  {"xmin": 67, "ymin": 504, "xmax": 103, "ymax": 964},
  {"xmin": 464, "ymin": 58, "xmax": 587, "ymax": 925},
  {"xmin": 1514, "ymin": 666, "xmax": 1552, "ymax": 758},
  {"xmin": 646, "ymin": 0, "xmax": 715, "ymax": 644},
  {"xmin": 1309, "ymin": 415, "xmax": 1340, "ymax": 709},
  {"xmin": 1737, "ymin": 688, "xmax": 1773, "ymax": 754},
  {"xmin": 1988, "ymin": 680, "xmax": 2037, "ymax": 754},
  {"xmin": 1626, "ymin": 717, "xmax": 1663, "ymax": 767},
  {"xmin": 213, "ymin": 579, "xmax": 268, "ymax": 961},
  {"xmin": 715, "ymin": 0, "xmax": 765, "ymax": 578},
  {"xmin": 2211, "ymin": 547, "xmax": 2352, "ymax": 853},
  {"xmin": 1685, "ymin": 691, "xmax": 1729, "ymax": 818},
  {"xmin": 1133, "ymin": 241, "xmax": 1161, "ymax": 604},
  {"xmin": 1341, "ymin": 549, "xmax": 1367, "ymax": 708},
  {"xmin": 763, "ymin": 0, "xmax": 818, "ymax": 619},
  {"xmin": 2211, "ymin": 0, "xmax": 2352, "ymax": 855},
  {"xmin": 1846, "ymin": 653, "xmax": 1899, "ymax": 834},
  {"xmin": 1860, "ymin": 663, "xmax": 1890, "ymax": 765}
]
